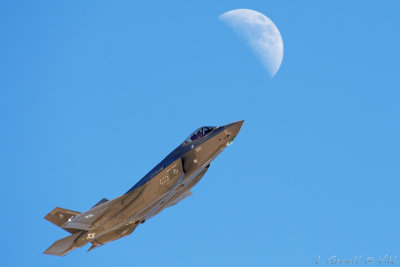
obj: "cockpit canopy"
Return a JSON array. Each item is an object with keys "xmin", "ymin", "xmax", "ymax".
[{"xmin": 184, "ymin": 126, "xmax": 216, "ymax": 144}]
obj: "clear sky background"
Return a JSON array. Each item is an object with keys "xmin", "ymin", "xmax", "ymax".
[{"xmin": 1, "ymin": 1, "xmax": 400, "ymax": 266}]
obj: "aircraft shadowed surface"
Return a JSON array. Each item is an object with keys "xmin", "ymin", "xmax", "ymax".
[{"xmin": 44, "ymin": 121, "xmax": 244, "ymax": 256}]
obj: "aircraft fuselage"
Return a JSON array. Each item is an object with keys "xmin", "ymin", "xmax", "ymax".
[{"xmin": 44, "ymin": 121, "xmax": 244, "ymax": 256}]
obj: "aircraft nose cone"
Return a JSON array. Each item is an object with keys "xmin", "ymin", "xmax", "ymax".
[{"xmin": 225, "ymin": 120, "xmax": 244, "ymax": 139}]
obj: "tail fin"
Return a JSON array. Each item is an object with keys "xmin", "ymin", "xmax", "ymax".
[
  {"xmin": 43, "ymin": 231, "xmax": 83, "ymax": 256},
  {"xmin": 44, "ymin": 207, "xmax": 81, "ymax": 234}
]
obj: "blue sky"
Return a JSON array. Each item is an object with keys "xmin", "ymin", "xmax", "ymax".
[{"xmin": 1, "ymin": 0, "xmax": 400, "ymax": 266}]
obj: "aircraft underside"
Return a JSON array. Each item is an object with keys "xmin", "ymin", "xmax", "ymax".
[{"xmin": 43, "ymin": 120, "xmax": 243, "ymax": 256}]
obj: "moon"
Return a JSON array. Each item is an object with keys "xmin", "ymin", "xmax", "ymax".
[{"xmin": 219, "ymin": 9, "xmax": 284, "ymax": 77}]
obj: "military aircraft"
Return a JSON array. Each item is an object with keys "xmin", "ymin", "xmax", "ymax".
[{"xmin": 44, "ymin": 120, "xmax": 244, "ymax": 256}]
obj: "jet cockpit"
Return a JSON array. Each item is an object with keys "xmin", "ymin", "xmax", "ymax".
[{"xmin": 183, "ymin": 126, "xmax": 216, "ymax": 144}]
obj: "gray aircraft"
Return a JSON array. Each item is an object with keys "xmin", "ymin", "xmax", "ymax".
[{"xmin": 44, "ymin": 120, "xmax": 244, "ymax": 256}]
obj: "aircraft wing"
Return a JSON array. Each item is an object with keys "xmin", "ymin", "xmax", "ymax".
[
  {"xmin": 165, "ymin": 190, "xmax": 192, "ymax": 208},
  {"xmin": 62, "ymin": 158, "xmax": 184, "ymax": 231},
  {"xmin": 61, "ymin": 195, "xmax": 126, "ymax": 231}
]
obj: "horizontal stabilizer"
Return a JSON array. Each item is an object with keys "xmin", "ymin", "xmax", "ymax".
[
  {"xmin": 43, "ymin": 231, "xmax": 82, "ymax": 256},
  {"xmin": 44, "ymin": 207, "xmax": 81, "ymax": 234},
  {"xmin": 92, "ymin": 198, "xmax": 109, "ymax": 208}
]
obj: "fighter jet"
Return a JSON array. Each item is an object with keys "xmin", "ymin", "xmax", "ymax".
[{"xmin": 44, "ymin": 120, "xmax": 244, "ymax": 256}]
